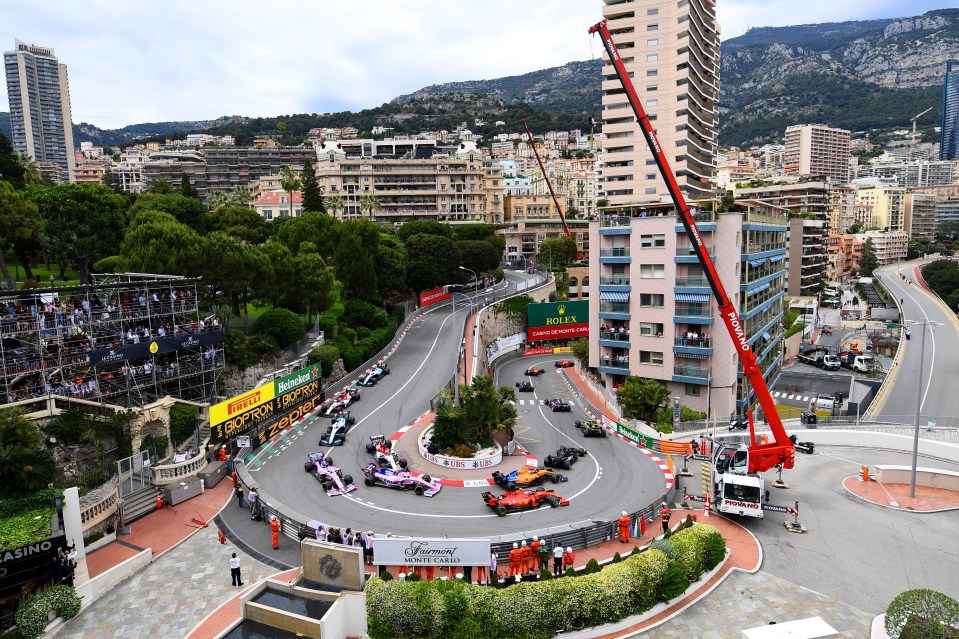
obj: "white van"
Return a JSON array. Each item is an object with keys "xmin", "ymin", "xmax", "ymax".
[{"xmin": 814, "ymin": 394, "xmax": 836, "ymax": 411}]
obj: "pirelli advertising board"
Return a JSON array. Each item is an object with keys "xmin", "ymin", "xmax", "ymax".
[
  {"xmin": 526, "ymin": 301, "xmax": 589, "ymax": 342},
  {"xmin": 210, "ymin": 364, "xmax": 322, "ymax": 445}
]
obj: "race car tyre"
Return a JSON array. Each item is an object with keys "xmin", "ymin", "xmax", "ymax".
[
  {"xmin": 354, "ymin": 393, "xmax": 360, "ymax": 401},
  {"xmin": 347, "ymin": 417, "xmax": 355, "ymax": 425},
  {"xmin": 366, "ymin": 443, "xmax": 376, "ymax": 453},
  {"xmin": 414, "ymin": 485, "xmax": 424, "ymax": 496},
  {"xmin": 342, "ymin": 474, "xmax": 353, "ymax": 486},
  {"xmin": 326, "ymin": 426, "xmax": 333, "ymax": 434},
  {"xmin": 398, "ymin": 458, "xmax": 408, "ymax": 469},
  {"xmin": 325, "ymin": 456, "xmax": 333, "ymax": 466},
  {"xmin": 383, "ymin": 440, "xmax": 392, "ymax": 450},
  {"xmin": 576, "ymin": 449, "xmax": 586, "ymax": 456},
  {"xmin": 495, "ymin": 505, "xmax": 507, "ymax": 516},
  {"xmin": 322, "ymin": 481, "xmax": 332, "ymax": 491},
  {"xmin": 421, "ymin": 475, "xmax": 431, "ymax": 483},
  {"xmin": 507, "ymin": 483, "xmax": 518, "ymax": 492},
  {"xmin": 544, "ymin": 456, "xmax": 554, "ymax": 468},
  {"xmin": 364, "ymin": 476, "xmax": 374, "ymax": 486},
  {"xmin": 550, "ymin": 474, "xmax": 560, "ymax": 483},
  {"xmin": 549, "ymin": 496, "xmax": 561, "ymax": 507},
  {"xmin": 304, "ymin": 462, "xmax": 313, "ymax": 472}
]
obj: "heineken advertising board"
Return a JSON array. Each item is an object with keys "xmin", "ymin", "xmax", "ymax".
[
  {"xmin": 526, "ymin": 300, "xmax": 589, "ymax": 342},
  {"xmin": 210, "ymin": 363, "xmax": 322, "ymax": 444}
]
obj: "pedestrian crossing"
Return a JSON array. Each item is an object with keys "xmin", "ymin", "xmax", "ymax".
[
  {"xmin": 510, "ymin": 399, "xmax": 577, "ymax": 406},
  {"xmin": 771, "ymin": 391, "xmax": 811, "ymax": 402}
]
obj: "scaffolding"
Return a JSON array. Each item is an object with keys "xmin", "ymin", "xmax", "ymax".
[{"xmin": 0, "ymin": 273, "xmax": 224, "ymax": 408}]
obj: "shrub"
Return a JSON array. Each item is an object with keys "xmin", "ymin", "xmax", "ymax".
[
  {"xmin": 563, "ymin": 567, "xmax": 577, "ymax": 578},
  {"xmin": 650, "ymin": 538, "xmax": 678, "ymax": 561},
  {"xmin": 379, "ymin": 571, "xmax": 393, "ymax": 581},
  {"xmin": 611, "ymin": 552, "xmax": 622, "ymax": 564},
  {"xmin": 79, "ymin": 466, "xmax": 107, "ymax": 491},
  {"xmin": 92, "ymin": 255, "xmax": 124, "ymax": 273},
  {"xmin": 687, "ymin": 524, "xmax": 726, "ymax": 570},
  {"xmin": 308, "ymin": 344, "xmax": 340, "ymax": 376},
  {"xmin": 14, "ymin": 585, "xmax": 82, "ymax": 639},
  {"xmin": 539, "ymin": 568, "xmax": 553, "ymax": 580},
  {"xmin": 886, "ymin": 589, "xmax": 959, "ymax": 639},
  {"xmin": 251, "ymin": 308, "xmax": 306, "ymax": 348},
  {"xmin": 356, "ymin": 326, "xmax": 371, "ymax": 340},
  {"xmin": 169, "ymin": 404, "xmax": 198, "ymax": 448},
  {"xmin": 406, "ymin": 572, "xmax": 420, "ymax": 582},
  {"xmin": 670, "ymin": 528, "xmax": 705, "ymax": 581},
  {"xmin": 317, "ymin": 314, "xmax": 338, "ymax": 338},
  {"xmin": 342, "ymin": 299, "xmax": 389, "ymax": 330},
  {"xmin": 83, "ymin": 531, "xmax": 105, "ymax": 545},
  {"xmin": 44, "ymin": 408, "xmax": 95, "ymax": 445},
  {"xmin": 582, "ymin": 558, "xmax": 601, "ymax": 575},
  {"xmin": 656, "ymin": 560, "xmax": 689, "ymax": 602}
]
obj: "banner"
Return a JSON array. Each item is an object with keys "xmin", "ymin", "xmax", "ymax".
[
  {"xmin": 90, "ymin": 330, "xmax": 223, "ymax": 366},
  {"xmin": 524, "ymin": 346, "xmax": 556, "ymax": 357},
  {"xmin": 0, "ymin": 535, "xmax": 66, "ymax": 599},
  {"xmin": 420, "ymin": 287, "xmax": 452, "ymax": 307},
  {"xmin": 526, "ymin": 301, "xmax": 589, "ymax": 342},
  {"xmin": 616, "ymin": 421, "xmax": 655, "ymax": 448},
  {"xmin": 487, "ymin": 332, "xmax": 526, "ymax": 365},
  {"xmin": 211, "ymin": 385, "xmax": 275, "ymax": 427},
  {"xmin": 372, "ymin": 538, "xmax": 491, "ymax": 566},
  {"xmin": 274, "ymin": 364, "xmax": 321, "ymax": 396}
]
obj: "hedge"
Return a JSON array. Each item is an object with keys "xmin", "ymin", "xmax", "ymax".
[
  {"xmin": 367, "ymin": 524, "xmax": 724, "ymax": 639},
  {"xmin": 14, "ymin": 586, "xmax": 82, "ymax": 639},
  {"xmin": 0, "ymin": 490, "xmax": 59, "ymax": 551}
]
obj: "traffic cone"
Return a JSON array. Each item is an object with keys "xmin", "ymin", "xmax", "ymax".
[
  {"xmin": 155, "ymin": 496, "xmax": 163, "ymax": 510},
  {"xmin": 218, "ymin": 530, "xmax": 226, "ymax": 544}
]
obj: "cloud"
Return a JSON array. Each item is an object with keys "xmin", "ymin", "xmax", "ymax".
[{"xmin": 2, "ymin": 0, "xmax": 954, "ymax": 129}]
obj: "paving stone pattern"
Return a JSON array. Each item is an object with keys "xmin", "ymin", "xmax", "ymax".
[{"xmin": 54, "ymin": 526, "xmax": 274, "ymax": 639}]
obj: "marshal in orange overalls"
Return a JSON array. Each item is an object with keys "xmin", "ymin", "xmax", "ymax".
[
  {"xmin": 618, "ymin": 513, "xmax": 631, "ymax": 543},
  {"xmin": 270, "ymin": 518, "xmax": 281, "ymax": 549}
]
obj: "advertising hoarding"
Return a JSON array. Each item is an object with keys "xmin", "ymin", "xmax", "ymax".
[
  {"xmin": 420, "ymin": 287, "xmax": 452, "ymax": 307},
  {"xmin": 372, "ymin": 538, "xmax": 491, "ymax": 566},
  {"xmin": 526, "ymin": 301, "xmax": 588, "ymax": 342}
]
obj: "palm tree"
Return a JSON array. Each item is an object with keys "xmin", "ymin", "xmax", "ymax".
[
  {"xmin": 13, "ymin": 152, "xmax": 44, "ymax": 184},
  {"xmin": 358, "ymin": 194, "xmax": 382, "ymax": 221},
  {"xmin": 230, "ymin": 185, "xmax": 253, "ymax": 209},
  {"xmin": 207, "ymin": 190, "xmax": 230, "ymax": 212},
  {"xmin": 278, "ymin": 166, "xmax": 302, "ymax": 218},
  {"xmin": 325, "ymin": 195, "xmax": 344, "ymax": 218}
]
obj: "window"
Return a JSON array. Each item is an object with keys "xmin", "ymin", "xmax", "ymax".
[
  {"xmin": 640, "ymin": 293, "xmax": 664, "ymax": 307},
  {"xmin": 646, "ymin": 173, "xmax": 657, "ymax": 180},
  {"xmin": 685, "ymin": 384, "xmax": 700, "ymax": 396},
  {"xmin": 645, "ymin": 188, "xmax": 657, "ymax": 194},
  {"xmin": 640, "ymin": 351, "xmax": 664, "ymax": 365},
  {"xmin": 646, "ymin": 54, "xmax": 658, "ymax": 62},
  {"xmin": 646, "ymin": 99, "xmax": 658, "ymax": 107},
  {"xmin": 648, "ymin": 7, "xmax": 659, "ymax": 15},
  {"xmin": 641, "ymin": 234, "xmax": 665, "ymax": 248},
  {"xmin": 646, "ymin": 159, "xmax": 656, "ymax": 165},
  {"xmin": 640, "ymin": 264, "xmax": 665, "ymax": 278},
  {"xmin": 263, "ymin": 210, "xmax": 273, "ymax": 220},
  {"xmin": 646, "ymin": 85, "xmax": 658, "ymax": 91},
  {"xmin": 647, "ymin": 39, "xmax": 659, "ymax": 46},
  {"xmin": 639, "ymin": 322, "xmax": 664, "ymax": 336},
  {"xmin": 647, "ymin": 23, "xmax": 658, "ymax": 31},
  {"xmin": 647, "ymin": 69, "xmax": 658, "ymax": 77}
]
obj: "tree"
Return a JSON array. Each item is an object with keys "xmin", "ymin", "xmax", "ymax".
[
  {"xmin": 252, "ymin": 308, "xmax": 306, "ymax": 348},
  {"xmin": 179, "ymin": 172, "xmax": 200, "ymax": 199},
  {"xmin": 616, "ymin": 376, "xmax": 671, "ymax": 422},
  {"xmin": 885, "ymin": 589, "xmax": 959, "ymax": 639},
  {"xmin": 569, "ymin": 337, "xmax": 589, "ymax": 368},
  {"xmin": 230, "ymin": 185, "xmax": 252, "ymax": 208},
  {"xmin": 300, "ymin": 158, "xmax": 326, "ymax": 213},
  {"xmin": 848, "ymin": 220, "xmax": 864, "ymax": 234},
  {"xmin": 276, "ymin": 210, "xmax": 340, "ymax": 259},
  {"xmin": 210, "ymin": 205, "xmax": 270, "ymax": 244},
  {"xmin": 129, "ymin": 193, "xmax": 211, "ymax": 233},
  {"xmin": 398, "ymin": 220, "xmax": 450, "ymax": 242},
  {"xmin": 0, "ymin": 181, "xmax": 43, "ymax": 289},
  {"xmin": 334, "ymin": 220, "xmax": 380, "ymax": 302},
  {"xmin": 858, "ymin": 238, "xmax": 879, "ymax": 276},
  {"xmin": 358, "ymin": 194, "xmax": 382, "ymax": 221},
  {"xmin": 431, "ymin": 375, "xmax": 516, "ymax": 451},
  {"xmin": 13, "ymin": 153, "xmax": 45, "ymax": 185},
  {"xmin": 405, "ymin": 233, "xmax": 460, "ymax": 292},
  {"xmin": 120, "ymin": 211, "xmax": 205, "ymax": 276},
  {"xmin": 538, "ymin": 236, "xmax": 578, "ymax": 268},
  {"xmin": 295, "ymin": 252, "xmax": 334, "ymax": 323},
  {"xmin": 0, "ymin": 133, "xmax": 26, "ymax": 188},
  {"xmin": 146, "ymin": 178, "xmax": 174, "ymax": 194},
  {"xmin": 325, "ymin": 195, "xmax": 345, "ymax": 218},
  {"xmin": 375, "ymin": 239, "xmax": 408, "ymax": 299},
  {"xmin": 455, "ymin": 239, "xmax": 501, "ymax": 276},
  {"xmin": 256, "ymin": 240, "xmax": 298, "ymax": 307},
  {"xmin": 102, "ymin": 166, "xmax": 124, "ymax": 194},
  {"xmin": 200, "ymin": 232, "xmax": 271, "ymax": 315},
  {"xmin": 26, "ymin": 183, "xmax": 129, "ymax": 284},
  {"xmin": 278, "ymin": 165, "xmax": 301, "ymax": 218}
]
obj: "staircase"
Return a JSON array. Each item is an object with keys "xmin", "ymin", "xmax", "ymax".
[{"xmin": 121, "ymin": 486, "xmax": 163, "ymax": 526}]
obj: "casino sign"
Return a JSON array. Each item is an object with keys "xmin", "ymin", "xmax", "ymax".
[{"xmin": 526, "ymin": 300, "xmax": 589, "ymax": 342}]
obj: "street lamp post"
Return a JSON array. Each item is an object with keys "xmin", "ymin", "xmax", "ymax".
[
  {"xmin": 49, "ymin": 275, "xmax": 54, "ymax": 288},
  {"xmin": 907, "ymin": 319, "xmax": 941, "ymax": 497}
]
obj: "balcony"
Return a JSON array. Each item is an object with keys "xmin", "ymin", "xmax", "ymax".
[
  {"xmin": 674, "ymin": 337, "xmax": 712, "ymax": 349},
  {"xmin": 599, "ymin": 331, "xmax": 631, "ymax": 342},
  {"xmin": 599, "ymin": 358, "xmax": 630, "ymax": 371},
  {"xmin": 675, "ymin": 244, "xmax": 715, "ymax": 261},
  {"xmin": 744, "ymin": 289, "xmax": 783, "ymax": 314},
  {"xmin": 600, "ymin": 276, "xmax": 631, "ymax": 286},
  {"xmin": 600, "ymin": 248, "xmax": 630, "ymax": 257},
  {"xmin": 674, "ymin": 303, "xmax": 713, "ymax": 322},
  {"xmin": 674, "ymin": 276, "xmax": 708, "ymax": 287},
  {"xmin": 599, "ymin": 302, "xmax": 631, "ymax": 316},
  {"xmin": 673, "ymin": 365, "xmax": 709, "ymax": 381}
]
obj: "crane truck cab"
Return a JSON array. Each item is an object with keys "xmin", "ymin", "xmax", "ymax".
[{"xmin": 714, "ymin": 443, "xmax": 765, "ymax": 518}]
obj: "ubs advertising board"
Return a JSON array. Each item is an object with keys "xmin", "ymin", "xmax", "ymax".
[
  {"xmin": 210, "ymin": 364, "xmax": 322, "ymax": 446},
  {"xmin": 526, "ymin": 300, "xmax": 589, "ymax": 342}
]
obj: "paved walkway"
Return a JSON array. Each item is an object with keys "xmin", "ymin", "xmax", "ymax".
[{"xmin": 843, "ymin": 475, "xmax": 959, "ymax": 512}]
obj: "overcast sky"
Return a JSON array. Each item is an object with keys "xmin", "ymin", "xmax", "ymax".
[{"xmin": 3, "ymin": 0, "xmax": 955, "ymax": 129}]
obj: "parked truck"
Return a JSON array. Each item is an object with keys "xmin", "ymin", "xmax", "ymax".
[
  {"xmin": 838, "ymin": 351, "xmax": 874, "ymax": 373},
  {"xmin": 796, "ymin": 348, "xmax": 841, "ymax": 371}
]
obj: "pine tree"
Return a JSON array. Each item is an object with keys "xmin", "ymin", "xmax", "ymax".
[
  {"xmin": 179, "ymin": 172, "xmax": 200, "ymax": 199},
  {"xmin": 300, "ymin": 158, "xmax": 325, "ymax": 213},
  {"xmin": 858, "ymin": 238, "xmax": 879, "ymax": 276}
]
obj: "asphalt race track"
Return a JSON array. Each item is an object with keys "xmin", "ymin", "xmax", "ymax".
[{"xmin": 248, "ymin": 272, "xmax": 666, "ymax": 541}]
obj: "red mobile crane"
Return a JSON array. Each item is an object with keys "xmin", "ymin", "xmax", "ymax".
[
  {"xmin": 519, "ymin": 118, "xmax": 582, "ymax": 260},
  {"xmin": 589, "ymin": 20, "xmax": 795, "ymax": 512}
]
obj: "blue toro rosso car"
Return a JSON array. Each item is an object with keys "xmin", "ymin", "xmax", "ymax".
[
  {"xmin": 362, "ymin": 463, "xmax": 442, "ymax": 497},
  {"xmin": 357, "ymin": 364, "xmax": 390, "ymax": 387},
  {"xmin": 320, "ymin": 411, "xmax": 355, "ymax": 446}
]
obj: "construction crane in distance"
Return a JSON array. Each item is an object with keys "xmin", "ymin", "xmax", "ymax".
[{"xmin": 909, "ymin": 107, "xmax": 934, "ymax": 157}]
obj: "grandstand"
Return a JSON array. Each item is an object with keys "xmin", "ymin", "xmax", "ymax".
[{"xmin": 0, "ymin": 274, "xmax": 224, "ymax": 408}]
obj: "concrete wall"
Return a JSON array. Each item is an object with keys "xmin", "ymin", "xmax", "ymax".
[
  {"xmin": 245, "ymin": 601, "xmax": 321, "ymax": 639},
  {"xmin": 787, "ymin": 429, "xmax": 959, "ymax": 465},
  {"xmin": 320, "ymin": 592, "xmax": 368, "ymax": 639},
  {"xmin": 875, "ymin": 465, "xmax": 959, "ymax": 490},
  {"xmin": 300, "ymin": 539, "xmax": 365, "ymax": 591}
]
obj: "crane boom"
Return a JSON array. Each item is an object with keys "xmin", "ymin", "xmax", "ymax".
[
  {"xmin": 589, "ymin": 20, "xmax": 794, "ymax": 473},
  {"xmin": 520, "ymin": 118, "xmax": 581, "ymax": 259}
]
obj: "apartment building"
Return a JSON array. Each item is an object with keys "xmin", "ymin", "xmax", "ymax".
[
  {"xmin": 589, "ymin": 202, "xmax": 787, "ymax": 417},
  {"xmin": 855, "ymin": 187, "xmax": 906, "ymax": 231},
  {"xmin": 500, "ymin": 194, "xmax": 590, "ymax": 262},
  {"xmin": 600, "ymin": 0, "xmax": 720, "ymax": 205},
  {"xmin": 254, "ymin": 189, "xmax": 303, "ymax": 220},
  {"xmin": 784, "ymin": 124, "xmax": 851, "ymax": 183},
  {"xmin": 904, "ymin": 192, "xmax": 939, "ymax": 241},
  {"xmin": 826, "ymin": 234, "xmax": 860, "ymax": 282},
  {"xmin": 786, "ymin": 218, "xmax": 828, "ymax": 296},
  {"xmin": 854, "ymin": 231, "xmax": 908, "ymax": 265},
  {"xmin": 852, "ymin": 159, "xmax": 957, "ymax": 188},
  {"xmin": 733, "ymin": 181, "xmax": 831, "ymax": 219},
  {"xmin": 73, "ymin": 162, "xmax": 103, "ymax": 185},
  {"xmin": 827, "ymin": 185, "xmax": 858, "ymax": 234},
  {"xmin": 4, "ymin": 40, "xmax": 76, "ymax": 182},
  {"xmin": 941, "ymin": 60, "xmax": 958, "ymax": 161}
]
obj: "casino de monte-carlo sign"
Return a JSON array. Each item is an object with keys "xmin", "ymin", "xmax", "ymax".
[
  {"xmin": 526, "ymin": 301, "xmax": 589, "ymax": 342},
  {"xmin": 371, "ymin": 538, "xmax": 491, "ymax": 566}
]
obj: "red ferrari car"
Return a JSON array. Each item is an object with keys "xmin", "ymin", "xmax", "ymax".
[
  {"xmin": 481, "ymin": 487, "xmax": 570, "ymax": 516},
  {"xmin": 554, "ymin": 360, "xmax": 574, "ymax": 368}
]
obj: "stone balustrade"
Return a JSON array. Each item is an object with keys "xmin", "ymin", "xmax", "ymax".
[
  {"xmin": 152, "ymin": 454, "xmax": 208, "ymax": 486},
  {"xmin": 80, "ymin": 481, "xmax": 119, "ymax": 531}
]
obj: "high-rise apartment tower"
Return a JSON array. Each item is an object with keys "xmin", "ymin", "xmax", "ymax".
[
  {"xmin": 4, "ymin": 40, "xmax": 76, "ymax": 182},
  {"xmin": 941, "ymin": 60, "xmax": 959, "ymax": 161},
  {"xmin": 784, "ymin": 124, "xmax": 850, "ymax": 183},
  {"xmin": 599, "ymin": 0, "xmax": 720, "ymax": 205}
]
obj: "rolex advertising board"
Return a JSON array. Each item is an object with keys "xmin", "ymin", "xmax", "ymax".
[
  {"xmin": 526, "ymin": 301, "xmax": 589, "ymax": 342},
  {"xmin": 210, "ymin": 364, "xmax": 322, "ymax": 444}
]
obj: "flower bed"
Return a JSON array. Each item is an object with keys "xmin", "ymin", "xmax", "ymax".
[
  {"xmin": 418, "ymin": 426, "xmax": 502, "ymax": 470},
  {"xmin": 366, "ymin": 523, "xmax": 726, "ymax": 639}
]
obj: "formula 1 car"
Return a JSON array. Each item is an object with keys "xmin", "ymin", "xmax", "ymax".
[
  {"xmin": 362, "ymin": 463, "xmax": 442, "ymax": 497},
  {"xmin": 821, "ymin": 326, "xmax": 833, "ymax": 335},
  {"xmin": 542, "ymin": 398, "xmax": 571, "ymax": 412},
  {"xmin": 525, "ymin": 366, "xmax": 544, "ymax": 376},
  {"xmin": 323, "ymin": 387, "xmax": 360, "ymax": 416},
  {"xmin": 574, "ymin": 420, "xmax": 607, "ymax": 437},
  {"xmin": 319, "ymin": 411, "xmax": 354, "ymax": 446},
  {"xmin": 357, "ymin": 364, "xmax": 390, "ymax": 387},
  {"xmin": 554, "ymin": 360, "xmax": 574, "ymax": 368},
  {"xmin": 544, "ymin": 445, "xmax": 587, "ymax": 470},
  {"xmin": 491, "ymin": 467, "xmax": 566, "ymax": 490},
  {"xmin": 365, "ymin": 435, "xmax": 409, "ymax": 470},
  {"xmin": 515, "ymin": 381, "xmax": 534, "ymax": 392},
  {"xmin": 303, "ymin": 451, "xmax": 356, "ymax": 496},
  {"xmin": 482, "ymin": 487, "xmax": 570, "ymax": 516}
]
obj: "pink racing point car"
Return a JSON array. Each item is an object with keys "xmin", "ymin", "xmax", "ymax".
[
  {"xmin": 304, "ymin": 451, "xmax": 356, "ymax": 496},
  {"xmin": 362, "ymin": 463, "xmax": 442, "ymax": 497}
]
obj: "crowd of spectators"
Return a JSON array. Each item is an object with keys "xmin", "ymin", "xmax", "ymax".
[{"xmin": 599, "ymin": 324, "xmax": 630, "ymax": 338}]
